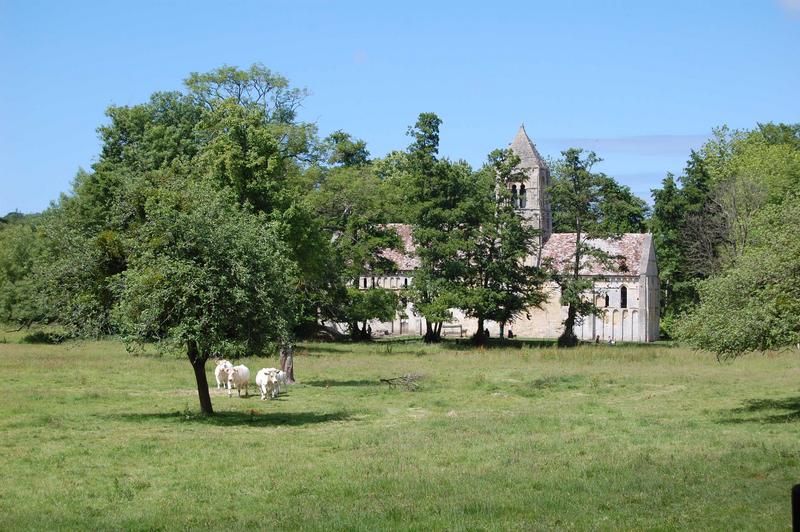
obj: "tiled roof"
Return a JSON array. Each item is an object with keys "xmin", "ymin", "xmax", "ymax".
[
  {"xmin": 541, "ymin": 233, "xmax": 649, "ymax": 276},
  {"xmin": 380, "ymin": 224, "xmax": 650, "ymax": 277},
  {"xmin": 381, "ymin": 223, "xmax": 420, "ymax": 271}
]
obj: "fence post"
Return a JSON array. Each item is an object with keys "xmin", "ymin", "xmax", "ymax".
[{"xmin": 793, "ymin": 484, "xmax": 800, "ymax": 531}]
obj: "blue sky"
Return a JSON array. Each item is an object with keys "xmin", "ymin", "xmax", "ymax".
[{"xmin": 1, "ymin": 0, "xmax": 799, "ymax": 213}]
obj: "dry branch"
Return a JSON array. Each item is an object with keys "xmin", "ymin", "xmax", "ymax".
[{"xmin": 379, "ymin": 373, "xmax": 422, "ymax": 391}]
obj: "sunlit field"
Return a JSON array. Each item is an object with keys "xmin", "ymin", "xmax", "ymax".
[{"xmin": 1, "ymin": 330, "xmax": 798, "ymax": 530}]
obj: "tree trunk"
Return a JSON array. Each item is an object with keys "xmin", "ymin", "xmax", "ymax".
[
  {"xmin": 474, "ymin": 316, "xmax": 486, "ymax": 346},
  {"xmin": 424, "ymin": 321, "xmax": 443, "ymax": 343},
  {"xmin": 558, "ymin": 303, "xmax": 579, "ymax": 348},
  {"xmin": 499, "ymin": 321, "xmax": 506, "ymax": 341},
  {"xmin": 557, "ymin": 216, "xmax": 582, "ymax": 349},
  {"xmin": 187, "ymin": 340, "xmax": 213, "ymax": 415},
  {"xmin": 424, "ymin": 321, "xmax": 435, "ymax": 343},
  {"xmin": 280, "ymin": 344, "xmax": 296, "ymax": 383}
]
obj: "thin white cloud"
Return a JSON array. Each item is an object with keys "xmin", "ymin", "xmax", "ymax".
[
  {"xmin": 778, "ymin": 0, "xmax": 800, "ymax": 17},
  {"xmin": 537, "ymin": 134, "xmax": 709, "ymax": 156}
]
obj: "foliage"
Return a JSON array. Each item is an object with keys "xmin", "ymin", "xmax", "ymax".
[
  {"xmin": 323, "ymin": 130, "xmax": 370, "ymax": 167},
  {"xmin": 196, "ymin": 98, "xmax": 315, "ymax": 213},
  {"xmin": 678, "ymin": 196, "xmax": 800, "ymax": 357},
  {"xmin": 651, "ymin": 122, "xmax": 800, "ymax": 338},
  {"xmin": 35, "ymin": 200, "xmax": 128, "ymax": 336},
  {"xmin": 404, "ymin": 113, "xmax": 474, "ymax": 342},
  {"xmin": 649, "ymin": 153, "xmax": 714, "ymax": 337},
  {"xmin": 113, "ymin": 180, "xmax": 298, "ymax": 413},
  {"xmin": 456, "ymin": 149, "xmax": 546, "ymax": 343},
  {"xmin": 185, "ymin": 63, "xmax": 308, "ymax": 122},
  {"xmin": 0, "ymin": 221, "xmax": 49, "ymax": 325},
  {"xmin": 311, "ymin": 164, "xmax": 400, "ymax": 283},
  {"xmin": 342, "ymin": 287, "xmax": 400, "ymax": 339},
  {"xmin": 552, "ymin": 174, "xmax": 649, "ymax": 234},
  {"xmin": 309, "ymin": 159, "xmax": 401, "ymax": 336},
  {"xmin": 373, "ymin": 150, "xmax": 415, "ymax": 223},
  {"xmin": 28, "ymin": 65, "xmax": 320, "ymax": 340},
  {"xmin": 547, "ymin": 148, "xmax": 618, "ymax": 347},
  {"xmin": 114, "ymin": 180, "xmax": 297, "ymax": 355}
]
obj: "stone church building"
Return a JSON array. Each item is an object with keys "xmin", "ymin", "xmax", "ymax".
[{"xmin": 352, "ymin": 126, "xmax": 660, "ymax": 342}]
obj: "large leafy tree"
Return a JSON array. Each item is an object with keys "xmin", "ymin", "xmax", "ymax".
[
  {"xmin": 404, "ymin": 113, "xmax": 473, "ymax": 342},
  {"xmin": 310, "ymin": 159, "xmax": 401, "ymax": 339},
  {"xmin": 342, "ymin": 287, "xmax": 400, "ymax": 340},
  {"xmin": 678, "ymin": 196, "xmax": 800, "ymax": 357},
  {"xmin": 0, "ymin": 219, "xmax": 49, "ymax": 326},
  {"xmin": 114, "ymin": 180, "xmax": 297, "ymax": 414},
  {"xmin": 36, "ymin": 64, "xmax": 318, "ymax": 338},
  {"xmin": 648, "ymin": 152, "xmax": 714, "ymax": 337},
  {"xmin": 547, "ymin": 149, "xmax": 619, "ymax": 347},
  {"xmin": 650, "ymin": 123, "xmax": 800, "ymax": 337},
  {"xmin": 15, "ymin": 64, "xmax": 329, "ymax": 414},
  {"xmin": 457, "ymin": 149, "xmax": 546, "ymax": 344}
]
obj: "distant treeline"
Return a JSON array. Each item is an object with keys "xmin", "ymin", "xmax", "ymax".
[
  {"xmin": 649, "ymin": 123, "xmax": 800, "ymax": 355},
  {"xmin": 1, "ymin": 64, "xmax": 797, "ymax": 359}
]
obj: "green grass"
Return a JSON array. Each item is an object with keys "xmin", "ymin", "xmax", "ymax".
[{"xmin": 1, "ymin": 332, "xmax": 799, "ymax": 530}]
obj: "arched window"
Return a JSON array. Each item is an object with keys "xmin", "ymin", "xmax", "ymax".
[
  {"xmin": 604, "ymin": 294, "xmax": 609, "ymax": 308},
  {"xmin": 404, "ymin": 278, "xmax": 408, "ymax": 288},
  {"xmin": 519, "ymin": 184, "xmax": 527, "ymax": 208},
  {"xmin": 511, "ymin": 184, "xmax": 518, "ymax": 207},
  {"xmin": 362, "ymin": 277, "xmax": 367, "ymax": 288},
  {"xmin": 620, "ymin": 285, "xmax": 627, "ymax": 308},
  {"xmin": 371, "ymin": 277, "xmax": 375, "ymax": 288}
]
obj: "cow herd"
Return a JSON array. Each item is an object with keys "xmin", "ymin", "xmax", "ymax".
[{"xmin": 214, "ymin": 360, "xmax": 287, "ymax": 400}]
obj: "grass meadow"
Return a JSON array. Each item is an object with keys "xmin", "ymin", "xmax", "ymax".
[{"xmin": 1, "ymin": 329, "xmax": 799, "ymax": 530}]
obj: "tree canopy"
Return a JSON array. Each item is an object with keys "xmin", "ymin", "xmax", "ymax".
[
  {"xmin": 546, "ymin": 149, "xmax": 625, "ymax": 347},
  {"xmin": 9, "ymin": 61, "xmax": 798, "ymax": 370},
  {"xmin": 650, "ymin": 123, "xmax": 800, "ymax": 342},
  {"xmin": 677, "ymin": 197, "xmax": 800, "ymax": 357}
]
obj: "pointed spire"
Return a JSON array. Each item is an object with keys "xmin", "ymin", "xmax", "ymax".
[{"xmin": 509, "ymin": 123, "xmax": 547, "ymax": 170}]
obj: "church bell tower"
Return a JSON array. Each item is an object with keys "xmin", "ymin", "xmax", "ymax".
[{"xmin": 508, "ymin": 124, "xmax": 552, "ymax": 243}]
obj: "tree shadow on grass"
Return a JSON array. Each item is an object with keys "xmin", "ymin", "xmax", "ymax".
[
  {"xmin": 106, "ymin": 410, "xmax": 352, "ymax": 427},
  {"xmin": 303, "ymin": 379, "xmax": 378, "ymax": 387},
  {"xmin": 718, "ymin": 396, "xmax": 800, "ymax": 424},
  {"xmin": 437, "ymin": 338, "xmax": 558, "ymax": 350},
  {"xmin": 296, "ymin": 344, "xmax": 351, "ymax": 354}
]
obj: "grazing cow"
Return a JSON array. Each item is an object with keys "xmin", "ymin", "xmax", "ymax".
[
  {"xmin": 227, "ymin": 365, "xmax": 250, "ymax": 397},
  {"xmin": 214, "ymin": 359, "xmax": 233, "ymax": 390},
  {"xmin": 255, "ymin": 368, "xmax": 279, "ymax": 401}
]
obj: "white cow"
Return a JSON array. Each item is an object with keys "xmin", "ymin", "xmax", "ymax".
[
  {"xmin": 227, "ymin": 365, "xmax": 250, "ymax": 397},
  {"xmin": 214, "ymin": 359, "xmax": 233, "ymax": 390},
  {"xmin": 255, "ymin": 368, "xmax": 279, "ymax": 400}
]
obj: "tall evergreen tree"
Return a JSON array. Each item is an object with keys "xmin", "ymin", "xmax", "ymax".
[
  {"xmin": 548, "ymin": 149, "xmax": 617, "ymax": 347},
  {"xmin": 404, "ymin": 113, "xmax": 471, "ymax": 342}
]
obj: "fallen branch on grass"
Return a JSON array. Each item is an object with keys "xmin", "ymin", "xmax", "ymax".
[{"xmin": 379, "ymin": 373, "xmax": 421, "ymax": 391}]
